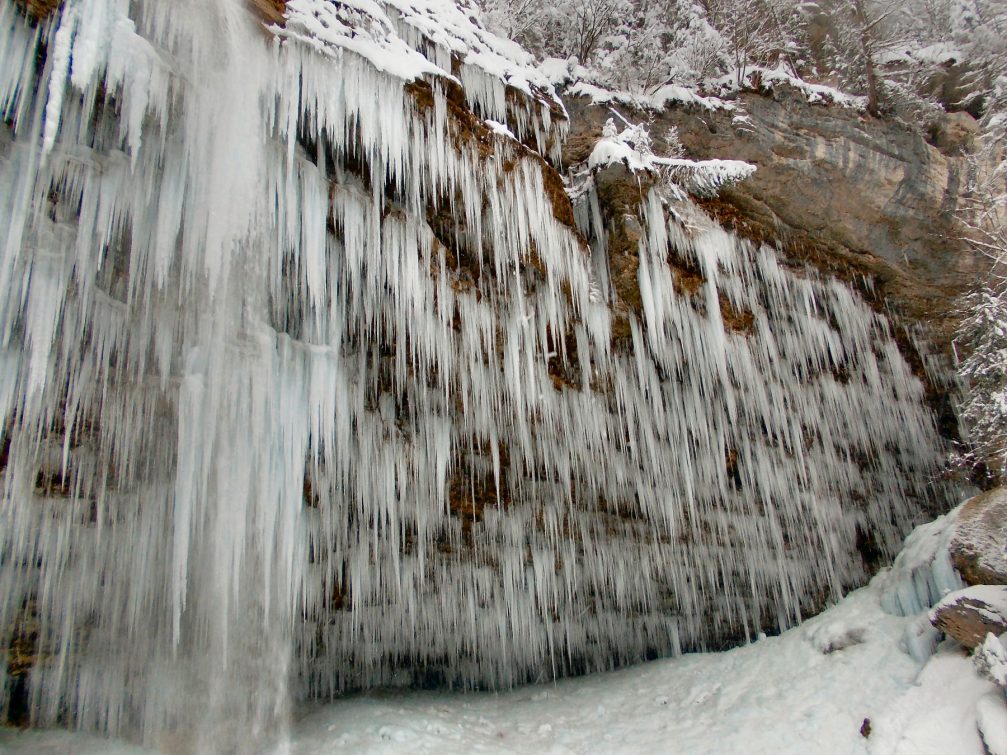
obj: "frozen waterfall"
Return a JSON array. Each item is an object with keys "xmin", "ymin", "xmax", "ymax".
[{"xmin": 0, "ymin": 0, "xmax": 953, "ymax": 750}]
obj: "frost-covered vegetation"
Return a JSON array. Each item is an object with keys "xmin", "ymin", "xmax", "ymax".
[
  {"xmin": 950, "ymin": 69, "xmax": 1007, "ymax": 480},
  {"xmin": 479, "ymin": 0, "xmax": 1006, "ymax": 119}
]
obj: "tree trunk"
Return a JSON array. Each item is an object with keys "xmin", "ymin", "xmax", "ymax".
[{"xmin": 852, "ymin": 0, "xmax": 880, "ymax": 115}]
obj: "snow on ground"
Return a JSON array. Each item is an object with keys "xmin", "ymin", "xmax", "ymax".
[{"xmin": 1, "ymin": 508, "xmax": 1003, "ymax": 754}]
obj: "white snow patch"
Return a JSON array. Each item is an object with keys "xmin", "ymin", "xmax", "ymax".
[
  {"xmin": 977, "ymin": 692, "xmax": 1007, "ymax": 755},
  {"xmin": 930, "ymin": 585, "xmax": 1007, "ymax": 625},
  {"xmin": 707, "ymin": 65, "xmax": 868, "ymax": 111},
  {"xmin": 569, "ymin": 79, "xmax": 732, "ymax": 113}
]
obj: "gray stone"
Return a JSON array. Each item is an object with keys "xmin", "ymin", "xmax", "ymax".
[
  {"xmin": 564, "ymin": 85, "xmax": 986, "ymax": 344},
  {"xmin": 951, "ymin": 488, "xmax": 1007, "ymax": 586},
  {"xmin": 931, "ymin": 586, "xmax": 1007, "ymax": 650}
]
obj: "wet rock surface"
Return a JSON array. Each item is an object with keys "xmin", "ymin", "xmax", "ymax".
[
  {"xmin": 564, "ymin": 88, "xmax": 984, "ymax": 343},
  {"xmin": 950, "ymin": 489, "xmax": 1007, "ymax": 587},
  {"xmin": 931, "ymin": 586, "xmax": 1007, "ymax": 649},
  {"xmin": 11, "ymin": 0, "xmax": 60, "ymax": 21}
]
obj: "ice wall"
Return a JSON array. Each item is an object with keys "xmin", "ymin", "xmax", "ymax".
[{"xmin": 0, "ymin": 0, "xmax": 952, "ymax": 748}]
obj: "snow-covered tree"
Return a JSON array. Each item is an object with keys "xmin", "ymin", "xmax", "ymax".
[
  {"xmin": 701, "ymin": 0, "xmax": 806, "ymax": 84},
  {"xmin": 479, "ymin": 0, "xmax": 550, "ymax": 45},
  {"xmin": 663, "ymin": 6, "xmax": 730, "ymax": 84},
  {"xmin": 481, "ymin": 0, "xmax": 730, "ymax": 92},
  {"xmin": 956, "ymin": 287, "xmax": 1007, "ymax": 476},
  {"xmin": 479, "ymin": 0, "xmax": 1007, "ymax": 128},
  {"xmin": 572, "ymin": 0, "xmax": 730, "ymax": 92},
  {"xmin": 482, "ymin": 0, "xmax": 630, "ymax": 63},
  {"xmin": 950, "ymin": 0, "xmax": 1007, "ymax": 116},
  {"xmin": 796, "ymin": 0, "xmax": 908, "ymax": 115},
  {"xmin": 954, "ymin": 119, "xmax": 1007, "ymax": 477},
  {"xmin": 593, "ymin": 0, "xmax": 678, "ymax": 92}
]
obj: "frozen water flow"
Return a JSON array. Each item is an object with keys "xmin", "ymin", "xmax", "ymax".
[{"xmin": 0, "ymin": 0, "xmax": 952, "ymax": 749}]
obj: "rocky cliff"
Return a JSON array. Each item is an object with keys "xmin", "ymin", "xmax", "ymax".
[
  {"xmin": 566, "ymin": 86, "xmax": 982, "ymax": 337},
  {"xmin": 563, "ymin": 82, "xmax": 985, "ymax": 456}
]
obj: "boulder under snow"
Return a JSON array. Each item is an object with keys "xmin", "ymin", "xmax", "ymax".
[
  {"xmin": 930, "ymin": 585, "xmax": 1007, "ymax": 650},
  {"xmin": 951, "ymin": 488, "xmax": 1007, "ymax": 586}
]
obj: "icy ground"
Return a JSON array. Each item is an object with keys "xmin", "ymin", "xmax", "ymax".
[{"xmin": 1, "ymin": 510, "xmax": 1004, "ymax": 755}]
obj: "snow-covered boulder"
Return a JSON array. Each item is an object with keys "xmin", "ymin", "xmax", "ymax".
[
  {"xmin": 951, "ymin": 488, "xmax": 1007, "ymax": 587},
  {"xmin": 974, "ymin": 632, "xmax": 1007, "ymax": 688},
  {"xmin": 930, "ymin": 586, "xmax": 1007, "ymax": 649}
]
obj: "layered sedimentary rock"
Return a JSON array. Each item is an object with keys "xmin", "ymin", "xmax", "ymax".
[
  {"xmin": 565, "ymin": 86, "xmax": 983, "ymax": 340},
  {"xmin": 931, "ymin": 586, "xmax": 1007, "ymax": 649},
  {"xmin": 0, "ymin": 0, "xmax": 956, "ymax": 748},
  {"xmin": 950, "ymin": 488, "xmax": 1007, "ymax": 586}
]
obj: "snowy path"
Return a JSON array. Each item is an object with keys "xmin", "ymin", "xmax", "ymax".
[{"xmin": 288, "ymin": 584, "xmax": 992, "ymax": 754}]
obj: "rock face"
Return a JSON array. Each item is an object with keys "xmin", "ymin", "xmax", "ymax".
[
  {"xmin": 950, "ymin": 488, "xmax": 1007, "ymax": 586},
  {"xmin": 565, "ymin": 85, "xmax": 984, "ymax": 465},
  {"xmin": 565, "ymin": 87, "xmax": 983, "ymax": 342},
  {"xmin": 11, "ymin": 0, "xmax": 59, "ymax": 21},
  {"xmin": 931, "ymin": 586, "xmax": 1007, "ymax": 649},
  {"xmin": 247, "ymin": 0, "xmax": 287, "ymax": 25}
]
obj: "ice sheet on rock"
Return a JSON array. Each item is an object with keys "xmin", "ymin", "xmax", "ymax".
[{"xmin": 880, "ymin": 508, "xmax": 964, "ymax": 617}]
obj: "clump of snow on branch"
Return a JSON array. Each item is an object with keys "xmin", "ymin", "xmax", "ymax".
[{"xmin": 586, "ymin": 116, "xmax": 755, "ymax": 197}]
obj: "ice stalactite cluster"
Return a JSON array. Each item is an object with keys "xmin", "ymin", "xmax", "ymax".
[{"xmin": 0, "ymin": 0, "xmax": 952, "ymax": 748}]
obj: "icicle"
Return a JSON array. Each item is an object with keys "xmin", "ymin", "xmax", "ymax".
[{"xmin": 0, "ymin": 0, "xmax": 954, "ymax": 749}]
